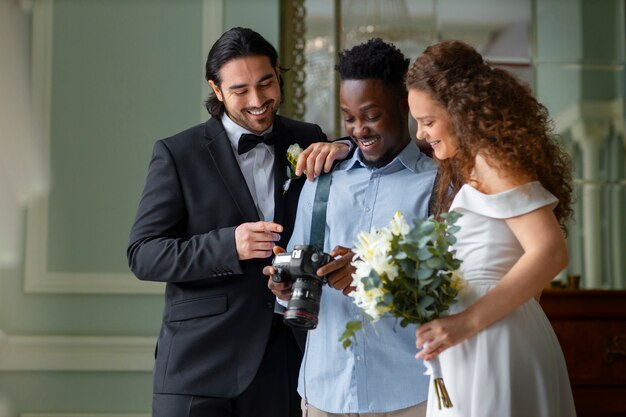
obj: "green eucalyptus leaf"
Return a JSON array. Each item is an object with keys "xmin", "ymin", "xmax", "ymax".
[
  {"xmin": 418, "ymin": 295, "xmax": 435, "ymax": 309},
  {"xmin": 417, "ymin": 246, "xmax": 433, "ymax": 261},
  {"xmin": 446, "ymin": 211, "xmax": 462, "ymax": 223},
  {"xmin": 417, "ymin": 267, "xmax": 433, "ymax": 280},
  {"xmin": 395, "ymin": 251, "xmax": 408, "ymax": 260},
  {"xmin": 383, "ymin": 292, "xmax": 394, "ymax": 305},
  {"xmin": 430, "ymin": 275, "xmax": 442, "ymax": 288},
  {"xmin": 346, "ymin": 321, "xmax": 363, "ymax": 332},
  {"xmin": 426, "ymin": 257, "xmax": 443, "ymax": 270},
  {"xmin": 418, "ymin": 236, "xmax": 432, "ymax": 247},
  {"xmin": 420, "ymin": 221, "xmax": 436, "ymax": 234},
  {"xmin": 448, "ymin": 225, "xmax": 460, "ymax": 234}
]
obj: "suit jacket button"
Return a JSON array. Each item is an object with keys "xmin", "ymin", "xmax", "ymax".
[{"xmin": 266, "ymin": 301, "xmax": 274, "ymax": 310}]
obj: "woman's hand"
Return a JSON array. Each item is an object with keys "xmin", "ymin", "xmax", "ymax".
[{"xmin": 415, "ymin": 313, "xmax": 478, "ymax": 361}]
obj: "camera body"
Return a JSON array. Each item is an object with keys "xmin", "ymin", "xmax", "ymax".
[{"xmin": 272, "ymin": 244, "xmax": 333, "ymax": 330}]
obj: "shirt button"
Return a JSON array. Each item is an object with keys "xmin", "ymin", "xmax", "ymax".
[
  {"xmin": 356, "ymin": 355, "xmax": 361, "ymax": 361},
  {"xmin": 364, "ymin": 207, "xmax": 370, "ymax": 212}
]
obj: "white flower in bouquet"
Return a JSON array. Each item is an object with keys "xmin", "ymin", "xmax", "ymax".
[
  {"xmin": 390, "ymin": 210, "xmax": 410, "ymax": 236},
  {"xmin": 340, "ymin": 211, "xmax": 464, "ymax": 410},
  {"xmin": 354, "ymin": 226, "xmax": 391, "ymax": 259},
  {"xmin": 350, "ymin": 284, "xmax": 389, "ymax": 321}
]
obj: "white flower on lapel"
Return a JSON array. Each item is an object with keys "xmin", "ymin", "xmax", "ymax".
[{"xmin": 283, "ymin": 143, "xmax": 303, "ymax": 194}]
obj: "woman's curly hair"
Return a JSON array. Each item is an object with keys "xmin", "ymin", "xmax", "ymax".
[{"xmin": 406, "ymin": 40, "xmax": 573, "ymax": 233}]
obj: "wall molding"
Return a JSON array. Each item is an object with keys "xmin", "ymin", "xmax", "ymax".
[
  {"xmin": 24, "ymin": 197, "xmax": 164, "ymax": 294},
  {"xmin": 24, "ymin": 0, "xmax": 222, "ymax": 294},
  {"xmin": 553, "ymin": 98, "xmax": 624, "ymax": 135},
  {"xmin": 0, "ymin": 330, "xmax": 155, "ymax": 372},
  {"xmin": 22, "ymin": 414, "xmax": 149, "ymax": 417}
]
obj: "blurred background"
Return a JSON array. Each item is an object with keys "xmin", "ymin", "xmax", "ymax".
[{"xmin": 0, "ymin": 0, "xmax": 624, "ymax": 415}]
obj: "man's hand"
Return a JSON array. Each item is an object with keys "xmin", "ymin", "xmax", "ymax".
[
  {"xmin": 263, "ymin": 246, "xmax": 292, "ymax": 301},
  {"xmin": 316, "ymin": 245, "xmax": 356, "ymax": 295},
  {"xmin": 296, "ymin": 142, "xmax": 350, "ymax": 181},
  {"xmin": 235, "ymin": 221, "xmax": 283, "ymax": 260}
]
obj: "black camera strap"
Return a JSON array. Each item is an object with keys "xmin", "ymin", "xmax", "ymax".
[
  {"xmin": 309, "ymin": 137, "xmax": 356, "ymax": 250},
  {"xmin": 309, "ymin": 172, "xmax": 332, "ymax": 250},
  {"xmin": 302, "ymin": 142, "xmax": 355, "ymax": 413},
  {"xmin": 301, "ymin": 171, "xmax": 332, "ymax": 415}
]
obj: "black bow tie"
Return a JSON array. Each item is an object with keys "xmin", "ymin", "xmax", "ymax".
[{"xmin": 238, "ymin": 131, "xmax": 278, "ymax": 155}]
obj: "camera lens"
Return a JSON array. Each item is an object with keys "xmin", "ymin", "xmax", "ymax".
[{"xmin": 283, "ymin": 277, "xmax": 323, "ymax": 330}]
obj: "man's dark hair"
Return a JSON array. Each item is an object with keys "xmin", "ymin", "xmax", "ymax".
[
  {"xmin": 204, "ymin": 27, "xmax": 283, "ymax": 117},
  {"xmin": 335, "ymin": 38, "xmax": 409, "ymax": 94}
]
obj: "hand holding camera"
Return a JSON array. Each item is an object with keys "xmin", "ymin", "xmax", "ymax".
[
  {"xmin": 270, "ymin": 245, "xmax": 332, "ymax": 330},
  {"xmin": 264, "ymin": 244, "xmax": 357, "ymax": 330}
]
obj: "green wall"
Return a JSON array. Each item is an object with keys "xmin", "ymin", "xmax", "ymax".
[
  {"xmin": 224, "ymin": 0, "xmax": 280, "ymax": 47},
  {"xmin": 0, "ymin": 0, "xmax": 229, "ymax": 414},
  {"xmin": 47, "ymin": 0, "xmax": 205, "ymax": 273}
]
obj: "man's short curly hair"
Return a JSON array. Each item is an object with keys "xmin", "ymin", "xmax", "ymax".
[{"xmin": 335, "ymin": 38, "xmax": 409, "ymax": 91}]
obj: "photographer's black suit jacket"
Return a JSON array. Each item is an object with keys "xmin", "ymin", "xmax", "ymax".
[{"xmin": 128, "ymin": 115, "xmax": 326, "ymax": 397}]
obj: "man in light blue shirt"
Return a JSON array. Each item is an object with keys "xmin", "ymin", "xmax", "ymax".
[{"xmin": 266, "ymin": 39, "xmax": 437, "ymax": 416}]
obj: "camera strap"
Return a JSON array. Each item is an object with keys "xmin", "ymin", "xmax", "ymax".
[{"xmin": 309, "ymin": 172, "xmax": 332, "ymax": 251}]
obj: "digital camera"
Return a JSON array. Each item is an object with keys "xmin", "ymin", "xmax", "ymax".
[{"xmin": 271, "ymin": 244, "xmax": 333, "ymax": 330}]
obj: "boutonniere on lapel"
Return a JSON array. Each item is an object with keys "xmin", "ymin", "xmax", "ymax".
[{"xmin": 283, "ymin": 143, "xmax": 303, "ymax": 194}]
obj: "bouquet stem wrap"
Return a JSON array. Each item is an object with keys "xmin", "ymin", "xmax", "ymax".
[{"xmin": 423, "ymin": 352, "xmax": 453, "ymax": 409}]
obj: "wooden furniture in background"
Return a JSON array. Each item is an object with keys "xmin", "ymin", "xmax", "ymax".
[{"xmin": 541, "ymin": 290, "xmax": 626, "ymax": 417}]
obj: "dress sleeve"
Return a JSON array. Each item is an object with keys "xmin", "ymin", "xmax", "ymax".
[{"xmin": 449, "ymin": 181, "xmax": 558, "ymax": 219}]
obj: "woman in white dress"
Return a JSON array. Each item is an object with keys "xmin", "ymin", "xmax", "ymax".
[{"xmin": 405, "ymin": 40, "xmax": 577, "ymax": 417}]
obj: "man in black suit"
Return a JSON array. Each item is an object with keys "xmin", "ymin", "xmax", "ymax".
[{"xmin": 127, "ymin": 27, "xmax": 349, "ymax": 417}]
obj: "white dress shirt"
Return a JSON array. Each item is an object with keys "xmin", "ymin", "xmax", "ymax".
[{"xmin": 221, "ymin": 113, "xmax": 275, "ymax": 221}]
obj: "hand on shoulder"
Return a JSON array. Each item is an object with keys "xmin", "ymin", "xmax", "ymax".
[{"xmin": 296, "ymin": 141, "xmax": 351, "ymax": 181}]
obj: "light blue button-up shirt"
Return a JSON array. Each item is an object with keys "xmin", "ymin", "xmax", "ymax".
[{"xmin": 287, "ymin": 139, "xmax": 437, "ymax": 413}]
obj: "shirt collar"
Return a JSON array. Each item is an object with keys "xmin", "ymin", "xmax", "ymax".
[
  {"xmin": 221, "ymin": 113, "xmax": 274, "ymax": 155},
  {"xmin": 341, "ymin": 138, "xmax": 422, "ymax": 173}
]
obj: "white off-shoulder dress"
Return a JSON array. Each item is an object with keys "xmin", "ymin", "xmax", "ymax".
[{"xmin": 426, "ymin": 182, "xmax": 577, "ymax": 417}]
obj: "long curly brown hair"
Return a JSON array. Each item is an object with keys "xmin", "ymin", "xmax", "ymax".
[{"xmin": 406, "ymin": 40, "xmax": 573, "ymax": 233}]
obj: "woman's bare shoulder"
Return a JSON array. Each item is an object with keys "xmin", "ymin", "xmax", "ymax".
[{"xmin": 471, "ymin": 154, "xmax": 533, "ymax": 195}]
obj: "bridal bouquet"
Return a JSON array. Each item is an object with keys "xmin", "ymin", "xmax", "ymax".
[{"xmin": 340, "ymin": 211, "xmax": 464, "ymax": 409}]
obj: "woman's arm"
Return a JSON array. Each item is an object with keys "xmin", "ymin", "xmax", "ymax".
[
  {"xmin": 415, "ymin": 205, "xmax": 567, "ymax": 361},
  {"xmin": 415, "ymin": 159, "xmax": 567, "ymax": 361}
]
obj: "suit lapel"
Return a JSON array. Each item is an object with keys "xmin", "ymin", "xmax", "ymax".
[{"xmin": 204, "ymin": 118, "xmax": 260, "ymax": 222}]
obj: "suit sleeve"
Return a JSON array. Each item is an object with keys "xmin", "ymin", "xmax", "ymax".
[
  {"xmin": 304, "ymin": 123, "xmax": 328, "ymax": 147},
  {"xmin": 127, "ymin": 140, "xmax": 242, "ymax": 283}
]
